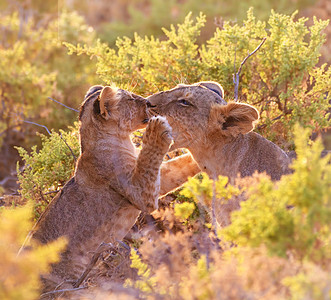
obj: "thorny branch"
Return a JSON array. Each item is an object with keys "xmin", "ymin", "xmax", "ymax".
[{"xmin": 233, "ymin": 37, "xmax": 267, "ymax": 101}]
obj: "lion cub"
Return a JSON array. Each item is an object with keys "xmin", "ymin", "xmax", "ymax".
[
  {"xmin": 147, "ymin": 81, "xmax": 291, "ymax": 181},
  {"xmin": 32, "ymin": 85, "xmax": 172, "ymax": 291}
]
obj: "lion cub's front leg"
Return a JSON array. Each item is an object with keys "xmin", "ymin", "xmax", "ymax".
[{"xmin": 130, "ymin": 116, "xmax": 172, "ymax": 212}]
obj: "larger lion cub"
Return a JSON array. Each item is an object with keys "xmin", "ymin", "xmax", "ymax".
[
  {"xmin": 32, "ymin": 85, "xmax": 172, "ymax": 291},
  {"xmin": 147, "ymin": 81, "xmax": 291, "ymax": 181}
]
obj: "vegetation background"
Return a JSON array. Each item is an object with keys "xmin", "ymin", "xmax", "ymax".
[{"xmin": 0, "ymin": 0, "xmax": 330, "ymax": 299}]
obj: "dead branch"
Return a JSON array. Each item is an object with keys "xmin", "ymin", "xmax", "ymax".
[
  {"xmin": 48, "ymin": 97, "xmax": 79, "ymax": 113},
  {"xmin": 23, "ymin": 120, "xmax": 51, "ymax": 135},
  {"xmin": 233, "ymin": 37, "xmax": 267, "ymax": 101},
  {"xmin": 73, "ymin": 242, "xmax": 120, "ymax": 288},
  {"xmin": 39, "ymin": 189, "xmax": 49, "ymax": 205},
  {"xmin": 43, "ymin": 190, "xmax": 60, "ymax": 195},
  {"xmin": 39, "ymin": 286, "xmax": 87, "ymax": 298}
]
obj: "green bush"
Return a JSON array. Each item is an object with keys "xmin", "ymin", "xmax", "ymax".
[
  {"xmin": 96, "ymin": 0, "xmax": 316, "ymax": 45},
  {"xmin": 122, "ymin": 125, "xmax": 331, "ymax": 300},
  {"xmin": 0, "ymin": 204, "xmax": 66, "ymax": 300},
  {"xmin": 16, "ymin": 125, "xmax": 80, "ymax": 218},
  {"xmin": 66, "ymin": 9, "xmax": 330, "ymax": 148},
  {"xmin": 9, "ymin": 6, "xmax": 331, "ymax": 298},
  {"xmin": 222, "ymin": 125, "xmax": 331, "ymax": 263},
  {"xmin": 0, "ymin": 9, "xmax": 97, "ymax": 148}
]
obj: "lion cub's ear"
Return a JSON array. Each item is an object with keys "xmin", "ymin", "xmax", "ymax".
[
  {"xmin": 95, "ymin": 86, "xmax": 119, "ymax": 120},
  {"xmin": 210, "ymin": 102, "xmax": 259, "ymax": 136}
]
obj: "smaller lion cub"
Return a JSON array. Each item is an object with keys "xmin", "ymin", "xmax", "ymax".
[{"xmin": 32, "ymin": 85, "xmax": 172, "ymax": 292}]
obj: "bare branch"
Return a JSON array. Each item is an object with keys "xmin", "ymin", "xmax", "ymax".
[
  {"xmin": 39, "ymin": 189, "xmax": 49, "ymax": 205},
  {"xmin": 23, "ymin": 120, "xmax": 51, "ymax": 135},
  {"xmin": 40, "ymin": 286, "xmax": 87, "ymax": 298},
  {"xmin": 43, "ymin": 190, "xmax": 60, "ymax": 195},
  {"xmin": 22, "ymin": 119, "xmax": 77, "ymax": 162},
  {"xmin": 237, "ymin": 38, "xmax": 267, "ymax": 76},
  {"xmin": 233, "ymin": 37, "xmax": 267, "ymax": 101},
  {"xmin": 73, "ymin": 242, "xmax": 119, "ymax": 288},
  {"xmin": 48, "ymin": 97, "xmax": 79, "ymax": 113},
  {"xmin": 59, "ymin": 132, "xmax": 77, "ymax": 162}
]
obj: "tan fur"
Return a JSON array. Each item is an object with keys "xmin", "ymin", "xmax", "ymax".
[
  {"xmin": 32, "ymin": 85, "xmax": 173, "ymax": 293},
  {"xmin": 159, "ymin": 153, "xmax": 201, "ymax": 195},
  {"xmin": 147, "ymin": 81, "xmax": 291, "ymax": 181}
]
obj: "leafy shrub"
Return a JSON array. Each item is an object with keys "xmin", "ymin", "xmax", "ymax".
[
  {"xmin": 9, "ymin": 6, "xmax": 331, "ymax": 299},
  {"xmin": 16, "ymin": 125, "xmax": 79, "ymax": 218},
  {"xmin": 0, "ymin": 204, "xmax": 66, "ymax": 300},
  {"xmin": 94, "ymin": 0, "xmax": 316, "ymax": 45},
  {"xmin": 125, "ymin": 248, "xmax": 157, "ymax": 293},
  {"xmin": 222, "ymin": 125, "xmax": 331, "ymax": 263},
  {"xmin": 0, "ymin": 9, "xmax": 97, "ymax": 149},
  {"xmin": 66, "ymin": 9, "xmax": 330, "ymax": 148},
  {"xmin": 117, "ymin": 125, "xmax": 331, "ymax": 300}
]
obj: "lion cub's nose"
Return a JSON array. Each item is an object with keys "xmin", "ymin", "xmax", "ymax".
[{"xmin": 146, "ymin": 100, "xmax": 156, "ymax": 108}]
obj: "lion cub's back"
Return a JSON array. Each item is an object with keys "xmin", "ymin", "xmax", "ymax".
[{"xmin": 239, "ymin": 132, "xmax": 291, "ymax": 180}]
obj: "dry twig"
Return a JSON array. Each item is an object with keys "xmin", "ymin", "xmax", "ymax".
[
  {"xmin": 22, "ymin": 120, "xmax": 77, "ymax": 162},
  {"xmin": 40, "ymin": 286, "xmax": 87, "ymax": 298},
  {"xmin": 73, "ymin": 242, "xmax": 120, "ymax": 288},
  {"xmin": 23, "ymin": 120, "xmax": 51, "ymax": 135},
  {"xmin": 233, "ymin": 37, "xmax": 267, "ymax": 101},
  {"xmin": 59, "ymin": 132, "xmax": 77, "ymax": 161},
  {"xmin": 48, "ymin": 97, "xmax": 79, "ymax": 113},
  {"xmin": 43, "ymin": 190, "xmax": 60, "ymax": 195}
]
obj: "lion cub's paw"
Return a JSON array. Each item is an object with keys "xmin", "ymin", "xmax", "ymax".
[{"xmin": 144, "ymin": 116, "xmax": 173, "ymax": 149}]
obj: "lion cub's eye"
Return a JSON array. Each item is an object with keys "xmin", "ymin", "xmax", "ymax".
[{"xmin": 178, "ymin": 99, "xmax": 191, "ymax": 106}]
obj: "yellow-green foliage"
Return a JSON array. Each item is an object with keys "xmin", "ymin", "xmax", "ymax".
[
  {"xmin": 0, "ymin": 9, "xmax": 97, "ymax": 148},
  {"xmin": 174, "ymin": 202, "xmax": 196, "ymax": 221},
  {"xmin": 97, "ymin": 0, "xmax": 316, "ymax": 45},
  {"xmin": 125, "ymin": 249, "xmax": 157, "ymax": 294},
  {"xmin": 16, "ymin": 125, "xmax": 80, "ymax": 218},
  {"xmin": 181, "ymin": 173, "xmax": 240, "ymax": 207},
  {"xmin": 222, "ymin": 125, "xmax": 331, "ymax": 262},
  {"xmin": 283, "ymin": 262, "xmax": 331, "ymax": 300},
  {"xmin": 179, "ymin": 255, "xmax": 214, "ymax": 300},
  {"xmin": 66, "ymin": 9, "xmax": 330, "ymax": 147},
  {"xmin": 0, "ymin": 204, "xmax": 66, "ymax": 300},
  {"xmin": 123, "ymin": 125, "xmax": 330, "ymax": 300}
]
